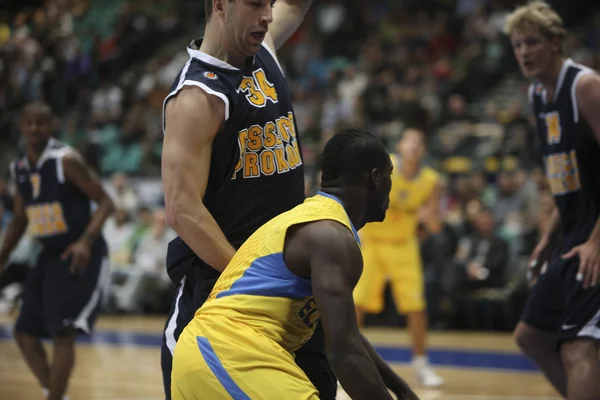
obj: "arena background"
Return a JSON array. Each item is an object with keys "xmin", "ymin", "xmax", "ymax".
[{"xmin": 1, "ymin": 3, "xmax": 600, "ymax": 397}]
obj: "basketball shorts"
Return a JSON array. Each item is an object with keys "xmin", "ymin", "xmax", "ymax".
[
  {"xmin": 14, "ymin": 238, "xmax": 109, "ymax": 338},
  {"xmin": 172, "ymin": 315, "xmax": 319, "ymax": 400},
  {"xmin": 521, "ymin": 255, "xmax": 600, "ymax": 346},
  {"xmin": 161, "ymin": 256, "xmax": 336, "ymax": 400},
  {"xmin": 354, "ymin": 239, "xmax": 425, "ymax": 314}
]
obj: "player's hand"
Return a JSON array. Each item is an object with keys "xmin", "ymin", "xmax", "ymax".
[
  {"xmin": 528, "ymin": 236, "xmax": 551, "ymax": 287},
  {"xmin": 562, "ymin": 240, "xmax": 600, "ymax": 289},
  {"xmin": 61, "ymin": 239, "xmax": 91, "ymax": 274}
]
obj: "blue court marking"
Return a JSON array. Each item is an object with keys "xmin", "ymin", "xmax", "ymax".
[
  {"xmin": 197, "ymin": 336, "xmax": 251, "ymax": 400},
  {"xmin": 0, "ymin": 324, "xmax": 538, "ymax": 372}
]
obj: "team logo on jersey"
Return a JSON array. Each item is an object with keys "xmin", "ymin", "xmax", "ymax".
[
  {"xmin": 30, "ymin": 173, "xmax": 41, "ymax": 200},
  {"xmin": 232, "ymin": 111, "xmax": 302, "ymax": 179},
  {"xmin": 237, "ymin": 68, "xmax": 278, "ymax": 108},
  {"xmin": 545, "ymin": 111, "xmax": 562, "ymax": 145},
  {"xmin": 203, "ymin": 71, "xmax": 218, "ymax": 80}
]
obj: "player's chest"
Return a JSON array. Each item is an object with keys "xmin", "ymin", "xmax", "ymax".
[
  {"xmin": 16, "ymin": 168, "xmax": 61, "ymax": 204},
  {"xmin": 391, "ymin": 179, "xmax": 428, "ymax": 209}
]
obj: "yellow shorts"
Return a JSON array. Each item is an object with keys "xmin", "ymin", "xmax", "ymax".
[
  {"xmin": 354, "ymin": 239, "xmax": 425, "ymax": 314},
  {"xmin": 171, "ymin": 315, "xmax": 319, "ymax": 400}
]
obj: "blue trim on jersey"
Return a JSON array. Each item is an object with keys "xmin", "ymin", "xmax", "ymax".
[
  {"xmin": 216, "ymin": 252, "xmax": 312, "ymax": 300},
  {"xmin": 196, "ymin": 336, "xmax": 251, "ymax": 400},
  {"xmin": 316, "ymin": 191, "xmax": 361, "ymax": 245}
]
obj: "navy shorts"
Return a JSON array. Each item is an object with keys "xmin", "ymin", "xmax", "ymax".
[
  {"xmin": 521, "ymin": 255, "xmax": 600, "ymax": 346},
  {"xmin": 14, "ymin": 238, "xmax": 109, "ymax": 338},
  {"xmin": 161, "ymin": 258, "xmax": 336, "ymax": 400}
]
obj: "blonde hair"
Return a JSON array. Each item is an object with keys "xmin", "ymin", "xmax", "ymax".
[{"xmin": 504, "ymin": 1, "xmax": 565, "ymax": 39}]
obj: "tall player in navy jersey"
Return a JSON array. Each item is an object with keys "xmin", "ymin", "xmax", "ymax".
[
  {"xmin": 159, "ymin": 1, "xmax": 343, "ymax": 399},
  {"xmin": 506, "ymin": 2, "xmax": 600, "ymax": 399},
  {"xmin": 0, "ymin": 102, "xmax": 115, "ymax": 400}
]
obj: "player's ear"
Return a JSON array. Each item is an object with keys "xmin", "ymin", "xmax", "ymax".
[
  {"xmin": 369, "ymin": 168, "xmax": 380, "ymax": 190},
  {"xmin": 213, "ymin": 0, "xmax": 226, "ymax": 16}
]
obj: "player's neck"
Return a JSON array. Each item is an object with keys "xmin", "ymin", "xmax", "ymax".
[
  {"xmin": 319, "ymin": 188, "xmax": 366, "ymax": 231},
  {"xmin": 399, "ymin": 158, "xmax": 421, "ymax": 180},
  {"xmin": 26, "ymin": 144, "xmax": 48, "ymax": 168},
  {"xmin": 539, "ymin": 57, "xmax": 567, "ymax": 100},
  {"xmin": 201, "ymin": 27, "xmax": 249, "ymax": 68}
]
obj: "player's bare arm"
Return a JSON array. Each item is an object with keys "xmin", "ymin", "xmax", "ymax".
[
  {"xmin": 162, "ymin": 86, "xmax": 236, "ymax": 272},
  {"xmin": 562, "ymin": 73, "xmax": 600, "ymax": 288},
  {"xmin": 0, "ymin": 190, "xmax": 28, "ymax": 273},
  {"xmin": 265, "ymin": 0, "xmax": 313, "ymax": 51},
  {"xmin": 305, "ymin": 220, "xmax": 393, "ymax": 400},
  {"xmin": 419, "ymin": 181, "xmax": 443, "ymax": 234},
  {"xmin": 61, "ymin": 152, "xmax": 115, "ymax": 273}
]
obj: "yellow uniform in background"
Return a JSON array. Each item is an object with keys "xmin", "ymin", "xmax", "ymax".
[
  {"xmin": 171, "ymin": 192, "xmax": 360, "ymax": 400},
  {"xmin": 354, "ymin": 156, "xmax": 440, "ymax": 315}
]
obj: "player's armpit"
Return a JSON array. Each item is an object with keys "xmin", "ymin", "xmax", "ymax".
[
  {"xmin": 162, "ymin": 86, "xmax": 235, "ymax": 272},
  {"xmin": 307, "ymin": 220, "xmax": 392, "ymax": 400},
  {"xmin": 266, "ymin": 0, "xmax": 313, "ymax": 50}
]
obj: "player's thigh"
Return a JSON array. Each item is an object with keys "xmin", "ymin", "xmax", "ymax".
[
  {"xmin": 557, "ymin": 257, "xmax": 600, "ymax": 346},
  {"xmin": 354, "ymin": 242, "xmax": 387, "ymax": 313},
  {"xmin": 520, "ymin": 259, "xmax": 565, "ymax": 333},
  {"xmin": 43, "ymin": 247, "xmax": 108, "ymax": 336},
  {"xmin": 14, "ymin": 260, "xmax": 46, "ymax": 337},
  {"xmin": 174, "ymin": 322, "xmax": 319, "ymax": 400},
  {"xmin": 387, "ymin": 241, "xmax": 425, "ymax": 314}
]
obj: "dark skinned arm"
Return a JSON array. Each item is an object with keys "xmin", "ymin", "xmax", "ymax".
[
  {"xmin": 0, "ymin": 190, "xmax": 28, "ymax": 272},
  {"xmin": 308, "ymin": 220, "xmax": 417, "ymax": 399},
  {"xmin": 61, "ymin": 152, "xmax": 115, "ymax": 272}
]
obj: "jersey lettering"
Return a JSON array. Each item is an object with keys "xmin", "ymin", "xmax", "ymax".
[
  {"xmin": 545, "ymin": 111, "xmax": 562, "ymax": 145},
  {"xmin": 237, "ymin": 68, "xmax": 279, "ymax": 108},
  {"xmin": 545, "ymin": 150, "xmax": 581, "ymax": 196},
  {"xmin": 232, "ymin": 112, "xmax": 302, "ymax": 179},
  {"xmin": 298, "ymin": 298, "xmax": 319, "ymax": 328},
  {"xmin": 26, "ymin": 202, "xmax": 68, "ymax": 236},
  {"xmin": 30, "ymin": 173, "xmax": 41, "ymax": 200}
]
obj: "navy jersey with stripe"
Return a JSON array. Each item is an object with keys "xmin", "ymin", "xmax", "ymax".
[
  {"xmin": 163, "ymin": 39, "xmax": 305, "ymax": 281},
  {"xmin": 10, "ymin": 139, "xmax": 92, "ymax": 251},
  {"xmin": 530, "ymin": 59, "xmax": 600, "ymax": 250}
]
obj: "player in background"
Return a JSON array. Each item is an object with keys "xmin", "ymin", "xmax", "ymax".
[
  {"xmin": 159, "ymin": 0, "xmax": 339, "ymax": 399},
  {"xmin": 172, "ymin": 128, "xmax": 419, "ymax": 400},
  {"xmin": 0, "ymin": 101, "xmax": 114, "ymax": 400},
  {"xmin": 353, "ymin": 127, "xmax": 444, "ymax": 388},
  {"xmin": 506, "ymin": 2, "xmax": 600, "ymax": 399}
]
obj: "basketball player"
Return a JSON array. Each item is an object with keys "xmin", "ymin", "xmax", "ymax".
[
  {"xmin": 0, "ymin": 102, "xmax": 114, "ymax": 400},
  {"xmin": 171, "ymin": 129, "xmax": 419, "ymax": 400},
  {"xmin": 159, "ymin": 1, "xmax": 337, "ymax": 399},
  {"xmin": 506, "ymin": 2, "xmax": 600, "ymax": 399},
  {"xmin": 353, "ymin": 127, "xmax": 444, "ymax": 387}
]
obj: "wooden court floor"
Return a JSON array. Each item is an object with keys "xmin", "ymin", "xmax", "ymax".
[{"xmin": 0, "ymin": 315, "xmax": 562, "ymax": 400}]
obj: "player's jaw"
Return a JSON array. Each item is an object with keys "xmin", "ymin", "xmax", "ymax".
[{"xmin": 511, "ymin": 32, "xmax": 556, "ymax": 81}]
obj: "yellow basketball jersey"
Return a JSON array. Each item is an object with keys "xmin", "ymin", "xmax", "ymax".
[
  {"xmin": 196, "ymin": 191, "xmax": 360, "ymax": 354},
  {"xmin": 361, "ymin": 156, "xmax": 439, "ymax": 242}
]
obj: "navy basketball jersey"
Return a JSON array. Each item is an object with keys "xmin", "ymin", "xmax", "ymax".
[
  {"xmin": 530, "ymin": 58, "xmax": 600, "ymax": 250},
  {"xmin": 162, "ymin": 39, "xmax": 305, "ymax": 277},
  {"xmin": 10, "ymin": 139, "xmax": 92, "ymax": 251}
]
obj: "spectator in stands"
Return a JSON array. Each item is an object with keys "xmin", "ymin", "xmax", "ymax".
[
  {"xmin": 91, "ymin": 79, "xmax": 124, "ymax": 126},
  {"xmin": 103, "ymin": 208, "xmax": 135, "ymax": 266},
  {"xmin": 107, "ymin": 172, "xmax": 139, "ymax": 214}
]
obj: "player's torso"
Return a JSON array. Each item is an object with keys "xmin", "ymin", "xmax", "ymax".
[
  {"xmin": 197, "ymin": 193, "xmax": 359, "ymax": 353},
  {"xmin": 164, "ymin": 40, "xmax": 305, "ymax": 264},
  {"xmin": 10, "ymin": 139, "xmax": 91, "ymax": 251},
  {"xmin": 531, "ymin": 59, "xmax": 600, "ymax": 249},
  {"xmin": 362, "ymin": 157, "xmax": 438, "ymax": 242}
]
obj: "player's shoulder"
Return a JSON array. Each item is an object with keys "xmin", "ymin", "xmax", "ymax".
[{"xmin": 422, "ymin": 165, "xmax": 440, "ymax": 182}]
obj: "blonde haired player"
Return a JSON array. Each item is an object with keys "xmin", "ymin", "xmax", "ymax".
[
  {"xmin": 506, "ymin": 2, "xmax": 600, "ymax": 399},
  {"xmin": 353, "ymin": 127, "xmax": 444, "ymax": 388}
]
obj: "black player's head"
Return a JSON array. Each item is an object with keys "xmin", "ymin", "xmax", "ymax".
[
  {"xmin": 396, "ymin": 127, "xmax": 426, "ymax": 164},
  {"xmin": 320, "ymin": 128, "xmax": 393, "ymax": 223},
  {"xmin": 20, "ymin": 101, "xmax": 56, "ymax": 152},
  {"xmin": 205, "ymin": 0, "xmax": 275, "ymax": 57},
  {"xmin": 504, "ymin": 1, "xmax": 565, "ymax": 80}
]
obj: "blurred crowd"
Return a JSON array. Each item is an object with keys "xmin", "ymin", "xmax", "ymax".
[{"xmin": 1, "ymin": 0, "xmax": 600, "ymax": 330}]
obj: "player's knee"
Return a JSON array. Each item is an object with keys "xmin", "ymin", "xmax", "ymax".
[
  {"xmin": 560, "ymin": 338, "xmax": 597, "ymax": 370},
  {"xmin": 514, "ymin": 323, "xmax": 545, "ymax": 355},
  {"xmin": 52, "ymin": 329, "xmax": 76, "ymax": 346}
]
